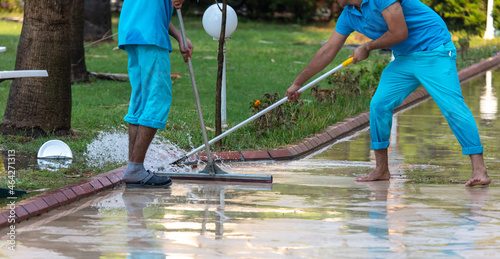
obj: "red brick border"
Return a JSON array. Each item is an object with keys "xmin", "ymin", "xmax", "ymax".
[
  {"xmin": 241, "ymin": 151, "xmax": 271, "ymax": 161},
  {"xmin": 0, "ymin": 166, "xmax": 126, "ymax": 229},
  {"xmin": 0, "ymin": 211, "xmax": 9, "ymax": 228}
]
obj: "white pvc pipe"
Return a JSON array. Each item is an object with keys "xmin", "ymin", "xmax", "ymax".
[
  {"xmin": 0, "ymin": 70, "xmax": 48, "ymax": 79},
  {"xmin": 222, "ymin": 41, "xmax": 227, "ymax": 128}
]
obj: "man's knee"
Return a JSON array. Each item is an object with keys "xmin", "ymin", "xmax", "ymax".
[{"xmin": 370, "ymin": 98, "xmax": 390, "ymax": 115}]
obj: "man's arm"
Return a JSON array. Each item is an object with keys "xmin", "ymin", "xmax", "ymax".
[
  {"xmin": 169, "ymin": 1, "xmax": 192, "ymax": 62},
  {"xmin": 351, "ymin": 1, "xmax": 408, "ymax": 63},
  {"xmin": 285, "ymin": 30, "xmax": 348, "ymax": 102},
  {"xmin": 169, "ymin": 22, "xmax": 193, "ymax": 62},
  {"xmin": 169, "ymin": 22, "xmax": 182, "ymax": 42}
]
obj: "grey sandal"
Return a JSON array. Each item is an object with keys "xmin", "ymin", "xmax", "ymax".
[{"xmin": 125, "ymin": 171, "xmax": 172, "ymax": 188}]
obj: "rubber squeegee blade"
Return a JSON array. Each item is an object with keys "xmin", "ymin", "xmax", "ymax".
[{"xmin": 156, "ymin": 162, "xmax": 273, "ymax": 183}]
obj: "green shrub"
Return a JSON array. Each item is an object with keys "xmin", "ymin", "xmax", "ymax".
[
  {"xmin": 0, "ymin": 0, "xmax": 23, "ymax": 12},
  {"xmin": 250, "ymin": 92, "xmax": 304, "ymax": 131}
]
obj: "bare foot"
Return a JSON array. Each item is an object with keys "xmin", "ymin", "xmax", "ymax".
[
  {"xmin": 466, "ymin": 154, "xmax": 491, "ymax": 187},
  {"xmin": 465, "ymin": 174, "xmax": 491, "ymax": 187},
  {"xmin": 355, "ymin": 168, "xmax": 391, "ymax": 182},
  {"xmin": 356, "ymin": 149, "xmax": 391, "ymax": 182}
]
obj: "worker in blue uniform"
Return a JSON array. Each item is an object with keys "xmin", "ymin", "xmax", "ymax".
[
  {"xmin": 285, "ymin": 0, "xmax": 491, "ymax": 187},
  {"xmin": 118, "ymin": 0, "xmax": 193, "ymax": 188}
]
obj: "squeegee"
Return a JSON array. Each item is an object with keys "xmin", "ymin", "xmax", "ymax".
[
  {"xmin": 156, "ymin": 9, "xmax": 272, "ymax": 183},
  {"xmin": 170, "ymin": 57, "xmax": 354, "ymax": 165}
]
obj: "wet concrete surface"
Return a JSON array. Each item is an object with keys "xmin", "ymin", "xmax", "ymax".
[
  {"xmin": 1, "ymin": 69, "xmax": 499, "ymax": 258},
  {"xmin": 2, "ymin": 175, "xmax": 500, "ymax": 258}
]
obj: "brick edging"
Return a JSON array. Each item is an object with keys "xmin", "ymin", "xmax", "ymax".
[
  {"xmin": 1, "ymin": 55, "xmax": 499, "ymax": 229},
  {"xmin": 0, "ymin": 166, "xmax": 126, "ymax": 228},
  {"xmin": 458, "ymin": 55, "xmax": 500, "ymax": 82}
]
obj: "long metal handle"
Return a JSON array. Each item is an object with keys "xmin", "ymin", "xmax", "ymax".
[
  {"xmin": 176, "ymin": 9, "xmax": 214, "ymax": 164},
  {"xmin": 172, "ymin": 57, "xmax": 354, "ymax": 164}
]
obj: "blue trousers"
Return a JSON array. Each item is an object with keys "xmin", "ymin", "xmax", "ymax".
[
  {"xmin": 124, "ymin": 45, "xmax": 172, "ymax": 130},
  {"xmin": 370, "ymin": 41, "xmax": 483, "ymax": 155}
]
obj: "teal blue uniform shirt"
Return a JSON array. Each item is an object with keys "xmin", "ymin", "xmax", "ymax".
[
  {"xmin": 118, "ymin": 0, "xmax": 175, "ymax": 130},
  {"xmin": 335, "ymin": 0, "xmax": 451, "ymax": 54},
  {"xmin": 118, "ymin": 0, "xmax": 174, "ymax": 52}
]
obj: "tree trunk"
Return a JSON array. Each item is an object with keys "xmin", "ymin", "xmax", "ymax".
[
  {"xmin": 215, "ymin": 1, "xmax": 227, "ymax": 150},
  {"xmin": 71, "ymin": 0, "xmax": 89, "ymax": 83},
  {"xmin": 0, "ymin": 0, "xmax": 73, "ymax": 137},
  {"xmin": 84, "ymin": 0, "xmax": 112, "ymax": 42}
]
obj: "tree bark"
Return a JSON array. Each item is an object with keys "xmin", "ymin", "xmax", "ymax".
[
  {"xmin": 215, "ymin": 1, "xmax": 227, "ymax": 150},
  {"xmin": 71, "ymin": 0, "xmax": 89, "ymax": 83},
  {"xmin": 0, "ymin": 0, "xmax": 73, "ymax": 137},
  {"xmin": 84, "ymin": 0, "xmax": 112, "ymax": 42}
]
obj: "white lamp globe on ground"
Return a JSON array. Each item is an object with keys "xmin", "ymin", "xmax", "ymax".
[{"xmin": 202, "ymin": 3, "xmax": 238, "ymax": 39}]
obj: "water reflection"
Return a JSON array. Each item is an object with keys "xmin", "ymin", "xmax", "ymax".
[
  {"xmin": 462, "ymin": 188, "xmax": 491, "ymax": 228},
  {"xmin": 37, "ymin": 158, "xmax": 72, "ymax": 171},
  {"xmin": 349, "ymin": 180, "xmax": 406, "ymax": 255},
  {"xmin": 356, "ymin": 181, "xmax": 390, "ymax": 241},
  {"xmin": 387, "ymin": 115, "xmax": 406, "ymax": 169},
  {"xmin": 107, "ymin": 183, "xmax": 273, "ymax": 257},
  {"xmin": 121, "ymin": 188, "xmax": 172, "ymax": 258},
  {"xmin": 5, "ymin": 172, "xmax": 500, "ymax": 257},
  {"xmin": 480, "ymin": 71, "xmax": 498, "ymax": 122},
  {"xmin": 352, "ymin": 180, "xmax": 494, "ymax": 256}
]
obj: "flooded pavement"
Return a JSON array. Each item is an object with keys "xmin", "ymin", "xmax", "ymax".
[
  {"xmin": 1, "ymin": 68, "xmax": 499, "ymax": 258},
  {"xmin": 2, "ymin": 176, "xmax": 500, "ymax": 258}
]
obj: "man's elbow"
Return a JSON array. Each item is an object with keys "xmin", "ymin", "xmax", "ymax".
[{"xmin": 398, "ymin": 28, "xmax": 408, "ymax": 42}]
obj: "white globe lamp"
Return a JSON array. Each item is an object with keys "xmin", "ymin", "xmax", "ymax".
[
  {"xmin": 202, "ymin": 3, "xmax": 238, "ymax": 129},
  {"xmin": 202, "ymin": 3, "xmax": 238, "ymax": 40}
]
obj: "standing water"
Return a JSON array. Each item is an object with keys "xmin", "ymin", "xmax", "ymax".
[{"xmin": 1, "ymin": 68, "xmax": 499, "ymax": 258}]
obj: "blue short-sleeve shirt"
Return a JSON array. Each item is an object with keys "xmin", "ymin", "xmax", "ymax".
[
  {"xmin": 335, "ymin": 0, "xmax": 451, "ymax": 54},
  {"xmin": 118, "ymin": 0, "xmax": 174, "ymax": 51}
]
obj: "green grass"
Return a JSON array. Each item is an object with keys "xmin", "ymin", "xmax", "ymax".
[{"xmin": 1, "ymin": 13, "xmax": 500, "ymax": 195}]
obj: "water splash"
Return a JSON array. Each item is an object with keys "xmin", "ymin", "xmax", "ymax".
[{"xmin": 84, "ymin": 130, "xmax": 190, "ymax": 172}]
